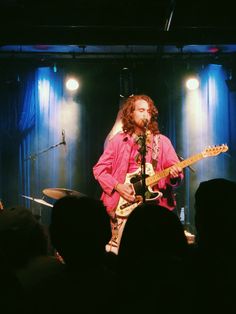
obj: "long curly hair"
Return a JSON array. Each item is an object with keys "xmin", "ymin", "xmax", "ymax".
[{"xmin": 120, "ymin": 94, "xmax": 159, "ymax": 135}]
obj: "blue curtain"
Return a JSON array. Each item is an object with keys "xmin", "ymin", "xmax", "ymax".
[
  {"xmin": 0, "ymin": 61, "xmax": 121, "ymax": 221},
  {"xmin": 16, "ymin": 67, "xmax": 78, "ymax": 224},
  {"xmin": 181, "ymin": 64, "xmax": 236, "ymax": 230}
]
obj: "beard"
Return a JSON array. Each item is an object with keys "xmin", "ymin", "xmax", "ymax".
[
  {"xmin": 136, "ymin": 118, "xmax": 149, "ymax": 129},
  {"xmin": 133, "ymin": 118, "xmax": 149, "ymax": 134}
]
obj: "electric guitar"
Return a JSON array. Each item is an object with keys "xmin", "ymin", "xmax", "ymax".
[{"xmin": 115, "ymin": 144, "xmax": 229, "ymax": 218}]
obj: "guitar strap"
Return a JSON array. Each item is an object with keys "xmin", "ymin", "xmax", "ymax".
[{"xmin": 151, "ymin": 134, "xmax": 160, "ymax": 170}]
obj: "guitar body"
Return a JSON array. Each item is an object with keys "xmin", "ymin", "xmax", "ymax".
[
  {"xmin": 106, "ymin": 163, "xmax": 162, "ymax": 255},
  {"xmin": 115, "ymin": 163, "xmax": 162, "ymax": 218}
]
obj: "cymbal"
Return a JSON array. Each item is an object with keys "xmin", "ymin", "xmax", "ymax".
[
  {"xmin": 42, "ymin": 188, "xmax": 82, "ymax": 200},
  {"xmin": 22, "ymin": 195, "xmax": 53, "ymax": 208}
]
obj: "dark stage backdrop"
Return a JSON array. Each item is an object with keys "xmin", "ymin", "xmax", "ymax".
[{"xmin": 0, "ymin": 58, "xmax": 235, "ymax": 230}]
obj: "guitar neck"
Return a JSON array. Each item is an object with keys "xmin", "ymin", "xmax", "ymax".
[{"xmin": 146, "ymin": 152, "xmax": 204, "ymax": 186}]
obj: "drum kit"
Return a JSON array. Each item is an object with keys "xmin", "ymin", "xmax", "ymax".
[{"xmin": 22, "ymin": 188, "xmax": 83, "ymax": 208}]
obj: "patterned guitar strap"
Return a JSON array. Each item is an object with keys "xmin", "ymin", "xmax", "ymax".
[{"xmin": 151, "ymin": 134, "xmax": 160, "ymax": 169}]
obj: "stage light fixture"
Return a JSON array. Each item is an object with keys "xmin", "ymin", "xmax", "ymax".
[
  {"xmin": 53, "ymin": 63, "xmax": 57, "ymax": 73},
  {"xmin": 65, "ymin": 78, "xmax": 79, "ymax": 91},
  {"xmin": 184, "ymin": 62, "xmax": 200, "ymax": 91},
  {"xmin": 185, "ymin": 76, "xmax": 200, "ymax": 90}
]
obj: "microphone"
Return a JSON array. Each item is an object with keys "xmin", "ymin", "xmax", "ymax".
[
  {"xmin": 62, "ymin": 129, "xmax": 66, "ymax": 145},
  {"xmin": 142, "ymin": 119, "xmax": 149, "ymax": 129}
]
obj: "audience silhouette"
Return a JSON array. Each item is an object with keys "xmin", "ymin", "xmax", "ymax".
[
  {"xmin": 48, "ymin": 195, "xmax": 117, "ymax": 313},
  {"xmin": 0, "ymin": 206, "xmax": 48, "ymax": 269},
  {"xmin": 0, "ymin": 205, "xmax": 63, "ymax": 313},
  {"xmin": 116, "ymin": 203, "xmax": 189, "ymax": 313},
  {"xmin": 1, "ymin": 179, "xmax": 235, "ymax": 313},
  {"xmin": 0, "ymin": 248, "xmax": 24, "ymax": 314},
  {"xmin": 190, "ymin": 178, "xmax": 236, "ymax": 313}
]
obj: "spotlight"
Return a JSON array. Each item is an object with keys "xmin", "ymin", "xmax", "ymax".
[
  {"xmin": 184, "ymin": 63, "xmax": 200, "ymax": 91},
  {"xmin": 186, "ymin": 76, "xmax": 200, "ymax": 90},
  {"xmin": 65, "ymin": 78, "xmax": 79, "ymax": 91}
]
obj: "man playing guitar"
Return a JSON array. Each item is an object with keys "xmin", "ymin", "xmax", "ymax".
[{"xmin": 93, "ymin": 94, "xmax": 183, "ymax": 253}]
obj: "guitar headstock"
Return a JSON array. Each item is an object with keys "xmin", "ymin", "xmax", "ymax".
[{"xmin": 202, "ymin": 144, "xmax": 229, "ymax": 157}]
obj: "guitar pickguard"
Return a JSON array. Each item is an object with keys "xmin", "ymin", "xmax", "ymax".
[{"xmin": 115, "ymin": 163, "xmax": 162, "ymax": 218}]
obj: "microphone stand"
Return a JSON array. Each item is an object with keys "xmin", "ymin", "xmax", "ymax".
[
  {"xmin": 177, "ymin": 154, "xmax": 196, "ymax": 173},
  {"xmin": 23, "ymin": 138, "xmax": 65, "ymax": 220},
  {"xmin": 138, "ymin": 130, "xmax": 147, "ymax": 203},
  {"xmin": 24, "ymin": 140, "xmax": 65, "ymax": 161}
]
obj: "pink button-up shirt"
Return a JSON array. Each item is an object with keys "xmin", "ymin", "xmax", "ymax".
[{"xmin": 93, "ymin": 132, "xmax": 183, "ymax": 215}]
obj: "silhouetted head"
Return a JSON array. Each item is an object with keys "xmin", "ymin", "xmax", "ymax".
[
  {"xmin": 195, "ymin": 178, "xmax": 236, "ymax": 253},
  {"xmin": 0, "ymin": 206, "xmax": 48, "ymax": 269},
  {"xmin": 49, "ymin": 196, "xmax": 111, "ymax": 267},
  {"xmin": 118, "ymin": 203, "xmax": 188, "ymax": 275}
]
